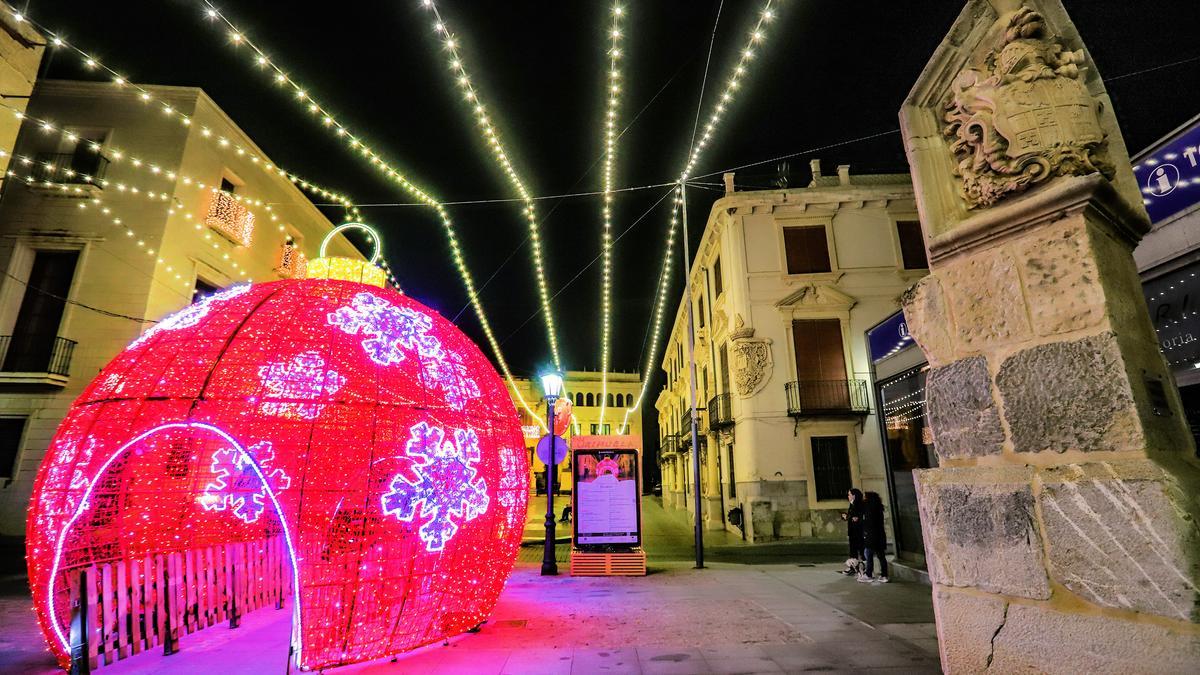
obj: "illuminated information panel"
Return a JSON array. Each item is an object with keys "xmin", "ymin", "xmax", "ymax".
[{"xmin": 572, "ymin": 448, "xmax": 641, "ymax": 547}]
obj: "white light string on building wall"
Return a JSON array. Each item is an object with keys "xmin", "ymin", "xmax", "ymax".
[
  {"xmin": 195, "ymin": 2, "xmax": 546, "ymax": 424},
  {"xmin": 0, "ymin": 104, "xmax": 325, "ymax": 288},
  {"xmin": 8, "ymin": 10, "xmax": 402, "ymax": 290},
  {"xmin": 620, "ymin": 0, "xmax": 779, "ymax": 430},
  {"xmin": 418, "ymin": 0, "xmax": 563, "ymax": 372},
  {"xmin": 597, "ymin": 3, "xmax": 626, "ymax": 427}
]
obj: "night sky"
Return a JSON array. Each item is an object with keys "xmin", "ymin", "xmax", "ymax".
[{"xmin": 28, "ymin": 0, "xmax": 1200, "ymax": 448}]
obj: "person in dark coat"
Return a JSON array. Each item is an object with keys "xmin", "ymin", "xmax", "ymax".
[
  {"xmin": 839, "ymin": 488, "xmax": 865, "ymax": 575},
  {"xmin": 859, "ymin": 491, "xmax": 889, "ymax": 583}
]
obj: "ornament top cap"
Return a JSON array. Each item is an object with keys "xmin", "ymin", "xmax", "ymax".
[{"xmin": 308, "ymin": 221, "xmax": 388, "ymax": 288}]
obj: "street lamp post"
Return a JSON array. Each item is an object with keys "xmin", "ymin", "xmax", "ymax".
[{"xmin": 540, "ymin": 372, "xmax": 564, "ymax": 576}]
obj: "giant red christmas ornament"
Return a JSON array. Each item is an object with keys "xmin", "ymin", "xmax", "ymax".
[{"xmin": 25, "ymin": 265, "xmax": 529, "ymax": 670}]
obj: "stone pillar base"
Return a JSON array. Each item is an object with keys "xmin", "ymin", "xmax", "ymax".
[
  {"xmin": 702, "ymin": 495, "xmax": 724, "ymax": 531},
  {"xmin": 934, "ymin": 585, "xmax": 1200, "ymax": 672}
]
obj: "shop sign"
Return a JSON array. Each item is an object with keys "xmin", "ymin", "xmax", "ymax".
[
  {"xmin": 1135, "ymin": 115, "xmax": 1200, "ymax": 224},
  {"xmin": 868, "ymin": 310, "xmax": 915, "ymax": 363}
]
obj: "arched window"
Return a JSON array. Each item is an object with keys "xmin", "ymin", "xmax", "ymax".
[
  {"xmin": 574, "ymin": 392, "xmax": 583, "ymax": 407},
  {"xmin": 586, "ymin": 393, "xmax": 594, "ymax": 407},
  {"xmin": 617, "ymin": 394, "xmax": 626, "ymax": 407}
]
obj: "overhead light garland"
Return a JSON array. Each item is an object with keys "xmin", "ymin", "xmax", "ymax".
[
  {"xmin": 196, "ymin": 2, "xmax": 546, "ymax": 425},
  {"xmin": 620, "ymin": 192, "xmax": 680, "ymax": 434},
  {"xmin": 679, "ymin": 1, "xmax": 777, "ymax": 182},
  {"xmin": 418, "ymin": 0, "xmax": 562, "ymax": 371},
  {"xmin": 598, "ymin": 3, "xmax": 626, "ymax": 427},
  {"xmin": 622, "ymin": 0, "xmax": 779, "ymax": 430}
]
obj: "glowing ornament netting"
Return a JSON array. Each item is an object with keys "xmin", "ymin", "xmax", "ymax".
[{"xmin": 25, "ymin": 279, "xmax": 529, "ymax": 670}]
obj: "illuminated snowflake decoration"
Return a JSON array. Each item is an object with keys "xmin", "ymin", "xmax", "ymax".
[
  {"xmin": 130, "ymin": 284, "xmax": 252, "ymax": 348},
  {"xmin": 328, "ymin": 292, "xmax": 441, "ymax": 365},
  {"xmin": 381, "ymin": 422, "xmax": 489, "ymax": 552},
  {"xmin": 424, "ymin": 356, "xmax": 481, "ymax": 411},
  {"xmin": 258, "ymin": 351, "xmax": 347, "ymax": 420},
  {"xmin": 329, "ymin": 292, "xmax": 479, "ymax": 410},
  {"xmin": 202, "ymin": 441, "xmax": 291, "ymax": 524}
]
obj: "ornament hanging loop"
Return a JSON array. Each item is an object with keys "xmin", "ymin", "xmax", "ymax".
[{"xmin": 320, "ymin": 222, "xmax": 382, "ymax": 264}]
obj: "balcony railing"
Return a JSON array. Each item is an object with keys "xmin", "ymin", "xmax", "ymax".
[
  {"xmin": 680, "ymin": 408, "xmax": 706, "ymax": 447},
  {"xmin": 660, "ymin": 434, "xmax": 679, "ymax": 457},
  {"xmin": 0, "ymin": 335, "xmax": 76, "ymax": 378},
  {"xmin": 30, "ymin": 152, "xmax": 110, "ymax": 186},
  {"xmin": 785, "ymin": 379, "xmax": 870, "ymax": 417},
  {"xmin": 276, "ymin": 243, "xmax": 308, "ymax": 278},
  {"xmin": 708, "ymin": 393, "xmax": 734, "ymax": 429},
  {"xmin": 206, "ymin": 190, "xmax": 256, "ymax": 246}
]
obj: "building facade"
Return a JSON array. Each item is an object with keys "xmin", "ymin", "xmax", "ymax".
[
  {"xmin": 656, "ymin": 164, "xmax": 923, "ymax": 543},
  {"xmin": 0, "ymin": 80, "xmax": 367, "ymax": 535},
  {"xmin": 0, "ymin": 4, "xmax": 45, "ymax": 192},
  {"xmin": 511, "ymin": 370, "xmax": 644, "ymax": 493}
]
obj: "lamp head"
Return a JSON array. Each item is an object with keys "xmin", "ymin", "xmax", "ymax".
[{"xmin": 540, "ymin": 372, "xmax": 564, "ymax": 400}]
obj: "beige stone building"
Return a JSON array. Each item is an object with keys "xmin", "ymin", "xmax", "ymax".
[
  {"xmin": 511, "ymin": 370, "xmax": 644, "ymax": 493},
  {"xmin": 0, "ymin": 4, "xmax": 45, "ymax": 193},
  {"xmin": 0, "ymin": 80, "xmax": 367, "ymax": 535},
  {"xmin": 655, "ymin": 165, "xmax": 923, "ymax": 543}
]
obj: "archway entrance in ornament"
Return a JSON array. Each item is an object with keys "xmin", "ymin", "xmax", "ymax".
[{"xmin": 43, "ymin": 421, "xmax": 300, "ymax": 669}]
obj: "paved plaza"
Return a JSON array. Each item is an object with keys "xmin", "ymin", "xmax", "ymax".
[{"xmin": 0, "ymin": 498, "xmax": 938, "ymax": 674}]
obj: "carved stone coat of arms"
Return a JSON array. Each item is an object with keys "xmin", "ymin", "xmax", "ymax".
[{"xmin": 943, "ymin": 6, "xmax": 1113, "ymax": 208}]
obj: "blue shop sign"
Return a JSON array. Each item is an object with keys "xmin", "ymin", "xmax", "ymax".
[
  {"xmin": 1135, "ymin": 115, "xmax": 1200, "ymax": 224},
  {"xmin": 868, "ymin": 311, "xmax": 915, "ymax": 363}
]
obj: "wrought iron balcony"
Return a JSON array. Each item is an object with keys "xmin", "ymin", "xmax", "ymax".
[
  {"xmin": 0, "ymin": 335, "xmax": 76, "ymax": 385},
  {"xmin": 30, "ymin": 152, "xmax": 110, "ymax": 186},
  {"xmin": 679, "ymin": 408, "xmax": 706, "ymax": 447},
  {"xmin": 785, "ymin": 379, "xmax": 870, "ymax": 417},
  {"xmin": 660, "ymin": 434, "xmax": 679, "ymax": 457},
  {"xmin": 708, "ymin": 393, "xmax": 734, "ymax": 429}
]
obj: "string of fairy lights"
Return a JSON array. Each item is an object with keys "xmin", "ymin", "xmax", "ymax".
[
  {"xmin": 598, "ymin": 3, "xmax": 626, "ymax": 427},
  {"xmin": 196, "ymin": 2, "xmax": 547, "ymax": 425},
  {"xmin": 11, "ymin": 10, "xmax": 402, "ymax": 292},
  {"xmin": 621, "ymin": 0, "xmax": 779, "ymax": 432},
  {"xmin": 418, "ymin": 0, "xmax": 563, "ymax": 372},
  {"xmin": 12, "ymin": 2, "xmax": 788, "ymax": 434}
]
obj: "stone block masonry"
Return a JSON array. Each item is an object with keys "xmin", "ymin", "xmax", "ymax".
[{"xmin": 898, "ymin": 0, "xmax": 1200, "ymax": 671}]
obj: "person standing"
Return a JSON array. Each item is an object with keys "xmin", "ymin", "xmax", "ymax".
[
  {"xmin": 858, "ymin": 491, "xmax": 889, "ymax": 583},
  {"xmin": 839, "ymin": 488, "xmax": 864, "ymax": 576}
]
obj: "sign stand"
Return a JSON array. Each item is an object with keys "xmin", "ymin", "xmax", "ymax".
[{"xmin": 567, "ymin": 440, "xmax": 646, "ymax": 577}]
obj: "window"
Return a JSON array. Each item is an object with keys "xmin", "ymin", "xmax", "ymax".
[
  {"xmin": 698, "ymin": 296, "xmax": 705, "ymax": 328},
  {"xmin": 607, "ymin": 393, "xmax": 614, "ymax": 407},
  {"xmin": 719, "ymin": 344, "xmax": 730, "ymax": 394},
  {"xmin": 3, "ymin": 250, "xmax": 79, "ymax": 373},
  {"xmin": 193, "ymin": 278, "xmax": 219, "ymax": 303},
  {"xmin": 590, "ymin": 424, "xmax": 611, "ymax": 435},
  {"xmin": 811, "ymin": 436, "xmax": 852, "ymax": 501},
  {"xmin": 792, "ymin": 319, "xmax": 851, "ymax": 410},
  {"xmin": 585, "ymin": 393, "xmax": 594, "ymax": 407},
  {"xmin": 0, "ymin": 417, "xmax": 27, "ymax": 481},
  {"xmin": 783, "ymin": 225, "xmax": 832, "ymax": 274},
  {"xmin": 712, "ymin": 256, "xmax": 723, "ymax": 297},
  {"xmin": 220, "ymin": 177, "xmax": 238, "ymax": 194},
  {"xmin": 727, "ymin": 445, "xmax": 736, "ymax": 498},
  {"xmin": 896, "ymin": 220, "xmax": 928, "ymax": 270},
  {"xmin": 574, "ymin": 392, "xmax": 583, "ymax": 407}
]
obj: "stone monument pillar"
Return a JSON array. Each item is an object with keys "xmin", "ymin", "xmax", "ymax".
[{"xmin": 898, "ymin": 1, "xmax": 1200, "ymax": 671}]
